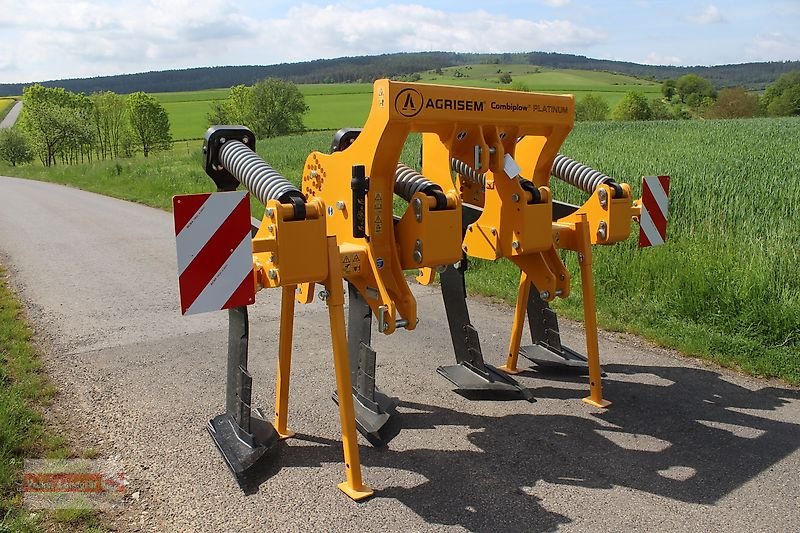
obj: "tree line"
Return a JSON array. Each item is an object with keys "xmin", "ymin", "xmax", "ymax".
[
  {"xmin": 573, "ymin": 71, "xmax": 800, "ymax": 122},
  {"xmin": 1, "ymin": 52, "xmax": 798, "ymax": 97},
  {"xmin": 523, "ymin": 52, "xmax": 798, "ymax": 90},
  {"xmin": 0, "ymin": 78, "xmax": 310, "ymax": 167},
  {"xmin": 0, "ymin": 85, "xmax": 172, "ymax": 167}
]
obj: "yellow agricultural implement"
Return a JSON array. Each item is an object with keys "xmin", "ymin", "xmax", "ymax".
[{"xmin": 176, "ymin": 80, "xmax": 666, "ymax": 500}]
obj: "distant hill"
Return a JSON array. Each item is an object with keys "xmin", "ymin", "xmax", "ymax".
[{"xmin": 1, "ymin": 51, "xmax": 797, "ymax": 96}]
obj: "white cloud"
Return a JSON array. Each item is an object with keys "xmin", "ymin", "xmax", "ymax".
[
  {"xmin": 0, "ymin": 1, "xmax": 606, "ymax": 83},
  {"xmin": 639, "ymin": 52, "xmax": 683, "ymax": 66},
  {"xmin": 268, "ymin": 4, "xmax": 605, "ymax": 61},
  {"xmin": 687, "ymin": 5, "xmax": 725, "ymax": 25},
  {"xmin": 745, "ymin": 32, "xmax": 800, "ymax": 62},
  {"xmin": 541, "ymin": 0, "xmax": 570, "ymax": 6}
]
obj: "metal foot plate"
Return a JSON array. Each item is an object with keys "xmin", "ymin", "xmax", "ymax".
[
  {"xmin": 437, "ymin": 363, "xmax": 535, "ymax": 402},
  {"xmin": 207, "ymin": 412, "xmax": 280, "ymax": 485},
  {"xmin": 583, "ymin": 396, "xmax": 612, "ymax": 408},
  {"xmin": 333, "ymin": 388, "xmax": 399, "ymax": 447},
  {"xmin": 520, "ymin": 343, "xmax": 589, "ymax": 369},
  {"xmin": 337, "ymin": 481, "xmax": 374, "ymax": 501}
]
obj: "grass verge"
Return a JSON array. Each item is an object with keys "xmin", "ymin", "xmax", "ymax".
[
  {"xmin": 0, "ymin": 266, "xmax": 104, "ymax": 532},
  {"xmin": 0, "ymin": 98, "xmax": 16, "ymax": 125}
]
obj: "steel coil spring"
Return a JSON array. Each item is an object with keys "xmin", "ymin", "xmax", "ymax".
[
  {"xmin": 450, "ymin": 158, "xmax": 485, "ymax": 187},
  {"xmin": 219, "ymin": 140, "xmax": 300, "ymax": 204},
  {"xmin": 394, "ymin": 163, "xmax": 439, "ymax": 201},
  {"xmin": 551, "ymin": 154, "xmax": 614, "ymax": 195}
]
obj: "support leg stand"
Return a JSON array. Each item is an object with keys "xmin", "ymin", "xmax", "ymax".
[
  {"xmin": 575, "ymin": 216, "xmax": 611, "ymax": 408},
  {"xmin": 324, "ymin": 238, "xmax": 374, "ymax": 500}
]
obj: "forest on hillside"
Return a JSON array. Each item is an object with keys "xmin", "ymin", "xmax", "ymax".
[{"xmin": 0, "ymin": 51, "xmax": 797, "ymax": 96}]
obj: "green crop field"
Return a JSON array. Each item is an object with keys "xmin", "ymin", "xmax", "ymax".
[
  {"xmin": 155, "ymin": 67, "xmax": 661, "ymax": 140},
  {"xmin": 4, "ymin": 117, "xmax": 798, "ymax": 384},
  {"xmin": 153, "ymin": 89, "xmax": 230, "ymax": 103},
  {"xmin": 420, "ymin": 64, "xmax": 658, "ymax": 91},
  {"xmin": 155, "ymin": 84, "xmax": 375, "ymax": 140},
  {"xmin": 0, "ymin": 97, "xmax": 14, "ymax": 122},
  {"xmin": 0, "ymin": 97, "xmax": 13, "ymax": 113}
]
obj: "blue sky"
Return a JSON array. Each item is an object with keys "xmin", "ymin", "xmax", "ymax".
[{"xmin": 0, "ymin": 0, "xmax": 797, "ymax": 83}]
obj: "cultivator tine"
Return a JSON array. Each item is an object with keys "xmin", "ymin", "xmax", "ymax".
[
  {"xmin": 438, "ymin": 262, "xmax": 535, "ymax": 401},
  {"xmin": 331, "ymin": 282, "xmax": 398, "ymax": 446},
  {"xmin": 519, "ymin": 287, "xmax": 589, "ymax": 370},
  {"xmin": 208, "ymin": 306, "xmax": 279, "ymax": 484}
]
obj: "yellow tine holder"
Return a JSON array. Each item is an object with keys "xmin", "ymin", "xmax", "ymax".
[
  {"xmin": 323, "ymin": 236, "xmax": 374, "ymax": 501},
  {"xmin": 575, "ymin": 214, "xmax": 611, "ymax": 408},
  {"xmin": 273, "ymin": 284, "xmax": 297, "ymax": 440},
  {"xmin": 499, "ymin": 271, "xmax": 531, "ymax": 375}
]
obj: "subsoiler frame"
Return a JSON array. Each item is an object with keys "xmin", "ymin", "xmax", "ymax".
[{"xmin": 305, "ymin": 80, "xmax": 586, "ymax": 440}]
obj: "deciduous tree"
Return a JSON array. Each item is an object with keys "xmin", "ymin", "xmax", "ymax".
[
  {"xmin": 761, "ymin": 71, "xmax": 800, "ymax": 116},
  {"xmin": 676, "ymin": 74, "xmax": 716, "ymax": 106},
  {"xmin": 0, "ymin": 127, "xmax": 33, "ymax": 166},
  {"xmin": 127, "ymin": 92, "xmax": 172, "ymax": 157},
  {"xmin": 91, "ymin": 91, "xmax": 128, "ymax": 159},
  {"xmin": 20, "ymin": 84, "xmax": 95, "ymax": 166},
  {"xmin": 649, "ymin": 98, "xmax": 672, "ymax": 120},
  {"xmin": 661, "ymin": 79, "xmax": 677, "ymax": 100},
  {"xmin": 207, "ymin": 85, "xmax": 253, "ymax": 127},
  {"xmin": 248, "ymin": 78, "xmax": 308, "ymax": 138},
  {"xmin": 575, "ymin": 93, "xmax": 609, "ymax": 121},
  {"xmin": 706, "ymin": 87, "xmax": 760, "ymax": 118},
  {"xmin": 612, "ymin": 91, "xmax": 652, "ymax": 121}
]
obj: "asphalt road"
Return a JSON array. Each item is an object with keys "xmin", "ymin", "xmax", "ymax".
[{"xmin": 1, "ymin": 175, "xmax": 799, "ymax": 532}]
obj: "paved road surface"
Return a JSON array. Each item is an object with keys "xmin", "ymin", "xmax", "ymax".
[
  {"xmin": 1, "ymin": 175, "xmax": 798, "ymax": 532},
  {"xmin": 0, "ymin": 101, "xmax": 22, "ymax": 128}
]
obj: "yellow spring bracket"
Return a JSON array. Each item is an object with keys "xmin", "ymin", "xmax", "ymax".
[
  {"xmin": 301, "ymin": 80, "xmax": 582, "ymax": 337},
  {"xmin": 416, "ymin": 90, "xmax": 578, "ymax": 371},
  {"xmin": 419, "ymin": 89, "xmax": 574, "ymax": 301}
]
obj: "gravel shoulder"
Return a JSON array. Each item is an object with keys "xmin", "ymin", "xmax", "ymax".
[{"xmin": 1, "ymin": 175, "xmax": 799, "ymax": 532}]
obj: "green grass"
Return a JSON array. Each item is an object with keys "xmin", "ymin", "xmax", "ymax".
[
  {"xmin": 0, "ymin": 266, "xmax": 107, "ymax": 531},
  {"xmin": 303, "ymin": 92, "xmax": 370, "ymax": 131},
  {"xmin": 420, "ymin": 64, "xmax": 658, "ymax": 90},
  {"xmin": 418, "ymin": 65, "xmax": 662, "ymax": 110},
  {"xmin": 152, "ymin": 89, "xmax": 230, "ymax": 103},
  {"xmin": 2, "ymin": 118, "xmax": 798, "ymax": 385},
  {"xmin": 159, "ymin": 100, "xmax": 214, "ymax": 143},
  {"xmin": 154, "ymin": 67, "xmax": 661, "ymax": 140},
  {"xmin": 0, "ymin": 98, "xmax": 16, "ymax": 124},
  {"xmin": 157, "ymin": 85, "xmax": 376, "ymax": 140}
]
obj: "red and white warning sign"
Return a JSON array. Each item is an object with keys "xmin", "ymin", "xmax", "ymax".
[
  {"xmin": 639, "ymin": 175, "xmax": 670, "ymax": 248},
  {"xmin": 172, "ymin": 191, "xmax": 255, "ymax": 315}
]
